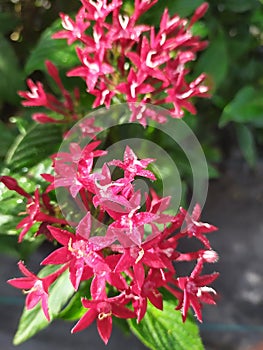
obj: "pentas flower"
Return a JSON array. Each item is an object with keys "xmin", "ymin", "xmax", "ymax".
[
  {"xmin": 109, "ymin": 145, "xmax": 156, "ymax": 181},
  {"xmin": 18, "ymin": 61, "xmax": 80, "ymax": 124},
  {"xmin": 127, "ymin": 269, "xmax": 173, "ymax": 322},
  {"xmin": 7, "ymin": 145, "xmax": 219, "ymax": 344},
  {"xmin": 8, "ymin": 261, "xmax": 68, "ymax": 321},
  {"xmin": 42, "ymin": 140, "xmax": 107, "ymax": 197},
  {"xmin": 80, "ymin": 0, "xmax": 122, "ymax": 21},
  {"xmin": 176, "ymin": 258, "xmax": 219, "ymax": 322},
  {"xmin": 179, "ymin": 204, "xmax": 218, "ymax": 249},
  {"xmin": 41, "ymin": 212, "xmax": 111, "ymax": 290},
  {"xmin": 0, "ymin": 177, "xmax": 68, "ymax": 242},
  {"xmin": 71, "ymin": 296, "xmax": 135, "ymax": 345},
  {"xmin": 67, "ymin": 47, "xmax": 114, "ymax": 92},
  {"xmin": 49, "ymin": 0, "xmax": 209, "ymax": 124},
  {"xmin": 106, "ymin": 190, "xmax": 157, "ymax": 247},
  {"xmin": 52, "ymin": 8, "xmax": 91, "ymax": 45}
]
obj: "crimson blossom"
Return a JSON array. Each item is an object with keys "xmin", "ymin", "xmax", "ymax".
[
  {"xmin": 18, "ymin": 1, "xmax": 210, "ymax": 126},
  {"xmin": 5, "ymin": 145, "xmax": 219, "ymax": 345},
  {"xmin": 3, "ymin": 0, "xmax": 220, "ymax": 346}
]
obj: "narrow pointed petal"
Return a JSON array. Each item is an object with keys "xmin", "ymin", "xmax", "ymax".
[
  {"xmin": 97, "ymin": 316, "xmax": 112, "ymax": 345},
  {"xmin": 47, "ymin": 226, "xmax": 74, "ymax": 245},
  {"xmin": 71, "ymin": 309, "xmax": 97, "ymax": 333},
  {"xmin": 41, "ymin": 247, "xmax": 70, "ymax": 265}
]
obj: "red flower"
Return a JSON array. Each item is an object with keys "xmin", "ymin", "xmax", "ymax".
[
  {"xmin": 52, "ymin": 8, "xmax": 90, "ymax": 45},
  {"xmin": 116, "ymin": 68, "xmax": 154, "ymax": 103},
  {"xmin": 67, "ymin": 47, "xmax": 114, "ymax": 91},
  {"xmin": 176, "ymin": 259, "xmax": 219, "ymax": 322},
  {"xmin": 180, "ymin": 204, "xmax": 218, "ymax": 248},
  {"xmin": 7, "ymin": 261, "xmax": 67, "ymax": 321},
  {"xmin": 109, "ymin": 145, "xmax": 156, "ymax": 181},
  {"xmin": 16, "ymin": 188, "xmax": 68, "ymax": 242},
  {"xmin": 41, "ymin": 212, "xmax": 111, "ymax": 290},
  {"xmin": 71, "ymin": 296, "xmax": 135, "ymax": 344}
]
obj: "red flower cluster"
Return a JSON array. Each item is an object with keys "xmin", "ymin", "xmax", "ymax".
[
  {"xmin": 18, "ymin": 61, "xmax": 80, "ymax": 124},
  {"xmin": 5, "ymin": 145, "xmax": 218, "ymax": 345},
  {"xmin": 19, "ymin": 1, "xmax": 209, "ymax": 126}
]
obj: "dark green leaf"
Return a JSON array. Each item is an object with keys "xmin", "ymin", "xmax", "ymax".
[
  {"xmin": 25, "ymin": 18, "xmax": 79, "ymax": 75},
  {"xmin": 140, "ymin": 0, "xmax": 203, "ymax": 25},
  {"xmin": 0, "ymin": 34, "xmax": 24, "ymax": 105},
  {"xmin": 236, "ymin": 124, "xmax": 257, "ymax": 168},
  {"xmin": 219, "ymin": 86, "xmax": 263, "ymax": 127},
  {"xmin": 168, "ymin": 0, "xmax": 204, "ymax": 17},
  {"xmin": 0, "ymin": 12, "xmax": 19, "ymax": 34},
  {"xmin": 13, "ymin": 268, "xmax": 74, "ymax": 345},
  {"xmin": 6, "ymin": 123, "xmax": 62, "ymax": 172},
  {"xmin": 0, "ymin": 121, "xmax": 18, "ymax": 159},
  {"xmin": 223, "ymin": 0, "xmax": 259, "ymax": 13},
  {"xmin": 128, "ymin": 297, "xmax": 204, "ymax": 350},
  {"xmin": 195, "ymin": 28, "xmax": 228, "ymax": 90}
]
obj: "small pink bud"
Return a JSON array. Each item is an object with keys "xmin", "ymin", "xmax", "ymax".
[
  {"xmin": 0, "ymin": 176, "xmax": 30, "ymax": 198},
  {"xmin": 32, "ymin": 113, "xmax": 63, "ymax": 124},
  {"xmin": 189, "ymin": 2, "xmax": 209, "ymax": 27}
]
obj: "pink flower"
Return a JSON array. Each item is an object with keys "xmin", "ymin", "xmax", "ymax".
[
  {"xmin": 116, "ymin": 68, "xmax": 154, "ymax": 103},
  {"xmin": 71, "ymin": 296, "xmax": 135, "ymax": 344},
  {"xmin": 52, "ymin": 8, "xmax": 90, "ymax": 45},
  {"xmin": 18, "ymin": 79, "xmax": 48, "ymax": 107},
  {"xmin": 176, "ymin": 259, "xmax": 219, "ymax": 322},
  {"xmin": 109, "ymin": 145, "xmax": 156, "ymax": 181},
  {"xmin": 16, "ymin": 188, "xmax": 68, "ymax": 242},
  {"xmin": 81, "ymin": 0, "xmax": 122, "ymax": 21},
  {"xmin": 7, "ymin": 261, "xmax": 67, "ymax": 321},
  {"xmin": 180, "ymin": 204, "xmax": 218, "ymax": 248},
  {"xmin": 43, "ymin": 141, "xmax": 107, "ymax": 197},
  {"xmin": 41, "ymin": 212, "xmax": 111, "ymax": 290},
  {"xmin": 67, "ymin": 47, "xmax": 114, "ymax": 91}
]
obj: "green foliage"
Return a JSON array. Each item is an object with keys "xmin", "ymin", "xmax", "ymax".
[
  {"xmin": 25, "ymin": 18, "xmax": 79, "ymax": 75},
  {"xmin": 236, "ymin": 124, "xmax": 257, "ymax": 167},
  {"xmin": 0, "ymin": 12, "xmax": 20, "ymax": 34},
  {"xmin": 128, "ymin": 295, "xmax": 204, "ymax": 350},
  {"xmin": 6, "ymin": 123, "xmax": 62, "ymax": 173},
  {"xmin": 0, "ymin": 34, "xmax": 24, "ymax": 106},
  {"xmin": 13, "ymin": 267, "xmax": 75, "ymax": 345},
  {"xmin": 220, "ymin": 86, "xmax": 263, "ymax": 127},
  {"xmin": 195, "ymin": 28, "xmax": 228, "ymax": 90}
]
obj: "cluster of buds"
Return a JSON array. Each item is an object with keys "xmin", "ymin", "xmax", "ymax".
[
  {"xmin": 19, "ymin": 0, "xmax": 209, "ymax": 126},
  {"xmin": 4, "ymin": 144, "xmax": 218, "ymax": 344}
]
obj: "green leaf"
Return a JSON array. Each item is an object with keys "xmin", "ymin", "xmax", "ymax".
[
  {"xmin": 195, "ymin": 28, "xmax": 228, "ymax": 90},
  {"xmin": 140, "ymin": 0, "xmax": 203, "ymax": 25},
  {"xmin": 223, "ymin": 0, "xmax": 259, "ymax": 13},
  {"xmin": 6, "ymin": 123, "xmax": 62, "ymax": 172},
  {"xmin": 13, "ymin": 267, "xmax": 74, "ymax": 345},
  {"xmin": 0, "ymin": 34, "xmax": 24, "ymax": 105},
  {"xmin": 128, "ymin": 297, "xmax": 204, "ymax": 350},
  {"xmin": 0, "ymin": 121, "xmax": 17, "ymax": 159},
  {"xmin": 168, "ymin": 0, "xmax": 204, "ymax": 17},
  {"xmin": 0, "ymin": 12, "xmax": 19, "ymax": 34},
  {"xmin": 236, "ymin": 124, "xmax": 257, "ymax": 168},
  {"xmin": 58, "ymin": 290, "xmax": 87, "ymax": 321},
  {"xmin": 25, "ymin": 18, "xmax": 79, "ymax": 74},
  {"xmin": 219, "ymin": 86, "xmax": 263, "ymax": 127}
]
